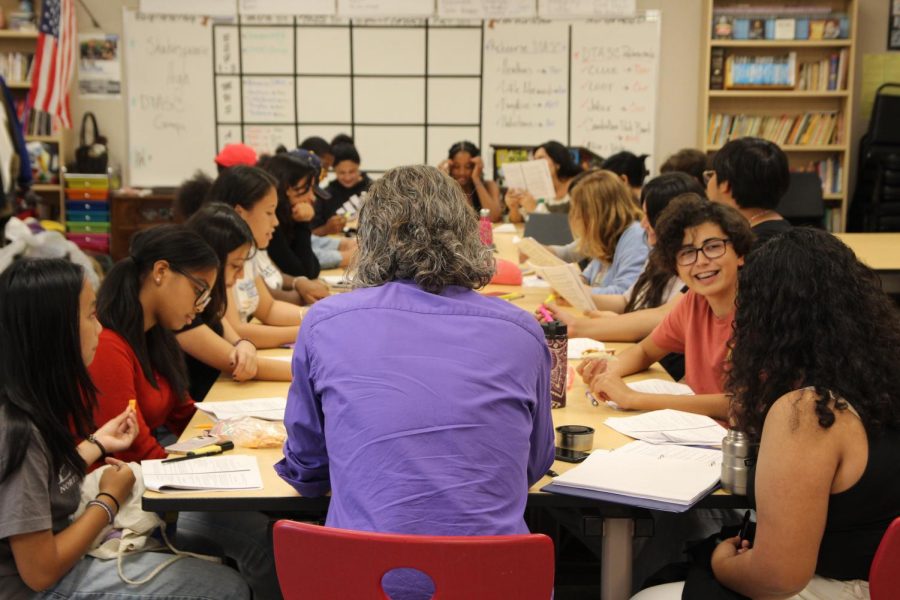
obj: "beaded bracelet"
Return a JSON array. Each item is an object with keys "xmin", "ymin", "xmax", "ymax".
[
  {"xmin": 86, "ymin": 499, "xmax": 114, "ymax": 526},
  {"xmin": 87, "ymin": 434, "xmax": 107, "ymax": 461},
  {"xmin": 234, "ymin": 338, "xmax": 257, "ymax": 350},
  {"xmin": 95, "ymin": 492, "xmax": 120, "ymax": 513}
]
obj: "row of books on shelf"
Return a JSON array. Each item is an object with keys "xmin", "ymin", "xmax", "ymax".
[
  {"xmin": 794, "ymin": 158, "xmax": 843, "ymax": 196},
  {"xmin": 797, "ymin": 50, "xmax": 849, "ymax": 91},
  {"xmin": 0, "ymin": 52, "xmax": 33, "ymax": 84},
  {"xmin": 706, "ymin": 111, "xmax": 844, "ymax": 148},
  {"xmin": 710, "ymin": 49, "xmax": 849, "ymax": 91},
  {"xmin": 712, "ymin": 10, "xmax": 850, "ymax": 41}
]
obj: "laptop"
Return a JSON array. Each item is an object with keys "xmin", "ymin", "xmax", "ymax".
[{"xmin": 523, "ymin": 213, "xmax": 574, "ymax": 246}]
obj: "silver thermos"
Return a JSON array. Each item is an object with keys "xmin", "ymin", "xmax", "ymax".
[{"xmin": 721, "ymin": 429, "xmax": 758, "ymax": 496}]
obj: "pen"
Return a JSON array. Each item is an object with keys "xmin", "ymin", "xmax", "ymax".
[
  {"xmin": 738, "ymin": 509, "xmax": 752, "ymax": 542},
  {"xmin": 162, "ymin": 441, "xmax": 235, "ymax": 463}
]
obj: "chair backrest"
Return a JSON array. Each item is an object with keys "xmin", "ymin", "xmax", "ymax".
[
  {"xmin": 776, "ymin": 172, "xmax": 825, "ymax": 225},
  {"xmin": 273, "ymin": 520, "xmax": 555, "ymax": 600},
  {"xmin": 869, "ymin": 84, "xmax": 900, "ymax": 147},
  {"xmin": 869, "ymin": 516, "xmax": 900, "ymax": 600}
]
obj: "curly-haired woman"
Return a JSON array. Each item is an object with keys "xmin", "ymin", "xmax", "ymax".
[
  {"xmin": 633, "ymin": 228, "xmax": 900, "ymax": 599},
  {"xmin": 277, "ymin": 165, "xmax": 555, "ymax": 600}
]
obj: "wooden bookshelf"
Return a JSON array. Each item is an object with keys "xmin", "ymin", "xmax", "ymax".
[
  {"xmin": 0, "ymin": 0, "xmax": 66, "ymax": 224},
  {"xmin": 700, "ymin": 0, "xmax": 858, "ymax": 232}
]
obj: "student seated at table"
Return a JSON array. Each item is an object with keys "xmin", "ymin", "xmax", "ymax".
[
  {"xmin": 316, "ymin": 143, "xmax": 370, "ymax": 236},
  {"xmin": 633, "ymin": 228, "xmax": 900, "ymax": 600},
  {"xmin": 206, "ymin": 166, "xmax": 305, "ymax": 349},
  {"xmin": 258, "ymin": 150, "xmax": 332, "ymax": 279},
  {"xmin": 90, "ymin": 225, "xmax": 218, "ymax": 462},
  {"xmin": 660, "ymin": 147, "xmax": 709, "ymax": 188},
  {"xmin": 437, "ymin": 140, "xmax": 502, "ymax": 222},
  {"xmin": 705, "ymin": 136, "xmax": 792, "ymax": 244},
  {"xmin": 88, "ymin": 226, "xmax": 281, "ymax": 600},
  {"xmin": 0, "ymin": 258, "xmax": 250, "ymax": 600},
  {"xmin": 602, "ymin": 150, "xmax": 649, "ymax": 204},
  {"xmin": 579, "ymin": 193, "xmax": 753, "ymax": 419},
  {"xmin": 543, "ymin": 172, "xmax": 703, "ymax": 340},
  {"xmin": 276, "ymin": 165, "xmax": 555, "ymax": 600},
  {"xmin": 564, "ymin": 169, "xmax": 649, "ymax": 295},
  {"xmin": 299, "ymin": 135, "xmax": 334, "ymax": 172},
  {"xmin": 180, "ymin": 203, "xmax": 292, "ymax": 400},
  {"xmin": 506, "ymin": 140, "xmax": 583, "ymax": 222}
]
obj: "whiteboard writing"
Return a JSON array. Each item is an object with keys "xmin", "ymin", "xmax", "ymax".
[
  {"xmin": 125, "ymin": 11, "xmax": 215, "ymax": 187},
  {"xmin": 139, "ymin": 0, "xmax": 236, "ymax": 16},
  {"xmin": 438, "ymin": 0, "xmax": 536, "ymax": 19},
  {"xmin": 481, "ymin": 22, "xmax": 569, "ymax": 150},
  {"xmin": 239, "ymin": 0, "xmax": 335, "ymax": 15},
  {"xmin": 538, "ymin": 0, "xmax": 635, "ymax": 18},
  {"xmin": 243, "ymin": 77, "xmax": 295, "ymax": 122},
  {"xmin": 569, "ymin": 14, "xmax": 659, "ymax": 170},
  {"xmin": 338, "ymin": 0, "xmax": 433, "ymax": 17}
]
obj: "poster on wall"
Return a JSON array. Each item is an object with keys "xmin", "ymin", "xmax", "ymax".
[
  {"xmin": 78, "ymin": 34, "xmax": 121, "ymax": 98},
  {"xmin": 891, "ymin": 0, "xmax": 900, "ymax": 50}
]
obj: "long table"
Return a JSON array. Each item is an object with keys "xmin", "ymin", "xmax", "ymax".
[
  {"xmin": 836, "ymin": 232, "xmax": 900, "ymax": 294},
  {"xmin": 143, "ymin": 226, "xmax": 741, "ymax": 600}
]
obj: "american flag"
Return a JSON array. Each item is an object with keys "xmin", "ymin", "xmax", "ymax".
[{"xmin": 26, "ymin": 0, "xmax": 76, "ymax": 128}]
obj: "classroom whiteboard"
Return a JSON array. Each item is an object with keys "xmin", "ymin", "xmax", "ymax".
[
  {"xmin": 123, "ymin": 12, "xmax": 659, "ymax": 185},
  {"xmin": 123, "ymin": 11, "xmax": 216, "ymax": 187}
]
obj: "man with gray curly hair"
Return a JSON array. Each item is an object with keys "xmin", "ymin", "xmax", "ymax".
[{"xmin": 277, "ymin": 164, "xmax": 554, "ymax": 599}]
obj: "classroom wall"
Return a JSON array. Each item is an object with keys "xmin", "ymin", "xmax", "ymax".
[{"xmin": 68, "ymin": 0, "xmax": 886, "ymax": 188}]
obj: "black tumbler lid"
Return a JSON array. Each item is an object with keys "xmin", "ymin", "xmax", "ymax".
[{"xmin": 541, "ymin": 320, "xmax": 567, "ymax": 337}]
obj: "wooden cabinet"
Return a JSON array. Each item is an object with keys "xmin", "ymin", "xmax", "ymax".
[
  {"xmin": 110, "ymin": 192, "xmax": 176, "ymax": 261},
  {"xmin": 700, "ymin": 0, "xmax": 858, "ymax": 231}
]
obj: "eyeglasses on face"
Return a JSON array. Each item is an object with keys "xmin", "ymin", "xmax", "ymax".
[
  {"xmin": 702, "ymin": 170, "xmax": 716, "ymax": 186},
  {"xmin": 676, "ymin": 238, "xmax": 731, "ymax": 266},
  {"xmin": 172, "ymin": 267, "xmax": 213, "ymax": 310}
]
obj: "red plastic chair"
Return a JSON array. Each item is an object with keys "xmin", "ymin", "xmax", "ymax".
[
  {"xmin": 273, "ymin": 520, "xmax": 555, "ymax": 600},
  {"xmin": 870, "ymin": 517, "xmax": 900, "ymax": 600}
]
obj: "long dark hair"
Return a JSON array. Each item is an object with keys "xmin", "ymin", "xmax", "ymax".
[
  {"xmin": 256, "ymin": 153, "xmax": 316, "ymax": 239},
  {"xmin": 448, "ymin": 140, "xmax": 481, "ymax": 159},
  {"xmin": 0, "ymin": 259, "xmax": 96, "ymax": 482},
  {"xmin": 537, "ymin": 140, "xmax": 582, "ymax": 180},
  {"xmin": 727, "ymin": 228, "xmax": 900, "ymax": 441},
  {"xmin": 602, "ymin": 151, "xmax": 650, "ymax": 188},
  {"xmin": 184, "ymin": 203, "xmax": 255, "ymax": 324},
  {"xmin": 625, "ymin": 173, "xmax": 706, "ymax": 312},
  {"xmin": 98, "ymin": 225, "xmax": 218, "ymax": 402}
]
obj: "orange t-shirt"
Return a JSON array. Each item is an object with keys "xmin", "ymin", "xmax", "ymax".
[{"xmin": 650, "ymin": 290, "xmax": 733, "ymax": 394}]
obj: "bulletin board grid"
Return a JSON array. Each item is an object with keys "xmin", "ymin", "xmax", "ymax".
[{"xmin": 212, "ymin": 18, "xmax": 485, "ymax": 172}]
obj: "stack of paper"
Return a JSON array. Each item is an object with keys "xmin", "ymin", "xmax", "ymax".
[
  {"xmin": 544, "ymin": 441, "xmax": 723, "ymax": 511},
  {"xmin": 195, "ymin": 397, "xmax": 286, "ymax": 421},
  {"xmin": 142, "ymin": 455, "xmax": 263, "ymax": 493},
  {"xmin": 605, "ymin": 408, "xmax": 727, "ymax": 447},
  {"xmin": 534, "ymin": 263, "xmax": 595, "ymax": 312},
  {"xmin": 514, "ymin": 237, "xmax": 566, "ymax": 267}
]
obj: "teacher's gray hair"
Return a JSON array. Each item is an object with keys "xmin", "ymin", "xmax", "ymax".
[{"xmin": 349, "ymin": 165, "xmax": 495, "ymax": 293}]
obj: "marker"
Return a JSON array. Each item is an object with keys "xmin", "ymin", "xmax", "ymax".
[
  {"xmin": 738, "ymin": 509, "xmax": 753, "ymax": 543},
  {"xmin": 162, "ymin": 441, "xmax": 235, "ymax": 463},
  {"xmin": 538, "ymin": 305, "xmax": 554, "ymax": 322},
  {"xmin": 544, "ymin": 293, "xmax": 557, "ymax": 304},
  {"xmin": 499, "ymin": 292, "xmax": 524, "ymax": 301}
]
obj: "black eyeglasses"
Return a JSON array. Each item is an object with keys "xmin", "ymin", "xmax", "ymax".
[
  {"xmin": 676, "ymin": 238, "xmax": 731, "ymax": 266},
  {"xmin": 172, "ymin": 267, "xmax": 212, "ymax": 311},
  {"xmin": 702, "ymin": 170, "xmax": 716, "ymax": 186}
]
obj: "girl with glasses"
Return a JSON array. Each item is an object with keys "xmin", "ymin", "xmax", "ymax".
[
  {"xmin": 578, "ymin": 193, "xmax": 753, "ymax": 419},
  {"xmin": 90, "ymin": 225, "xmax": 218, "ymax": 463}
]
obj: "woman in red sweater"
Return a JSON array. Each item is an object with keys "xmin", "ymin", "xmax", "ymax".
[{"xmin": 90, "ymin": 225, "xmax": 218, "ymax": 462}]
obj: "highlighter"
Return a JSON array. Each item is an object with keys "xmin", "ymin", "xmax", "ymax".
[{"xmin": 162, "ymin": 441, "xmax": 235, "ymax": 463}]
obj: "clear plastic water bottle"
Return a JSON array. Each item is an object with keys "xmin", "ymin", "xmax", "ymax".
[{"xmin": 479, "ymin": 208, "xmax": 493, "ymax": 246}]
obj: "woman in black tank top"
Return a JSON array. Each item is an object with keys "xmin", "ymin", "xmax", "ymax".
[{"xmin": 634, "ymin": 228, "xmax": 900, "ymax": 600}]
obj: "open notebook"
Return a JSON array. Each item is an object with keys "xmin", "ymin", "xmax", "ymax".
[
  {"xmin": 543, "ymin": 441, "xmax": 722, "ymax": 512},
  {"xmin": 142, "ymin": 455, "xmax": 263, "ymax": 493}
]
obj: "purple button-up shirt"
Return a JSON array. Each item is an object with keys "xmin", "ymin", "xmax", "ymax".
[{"xmin": 276, "ymin": 280, "xmax": 554, "ymax": 541}]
